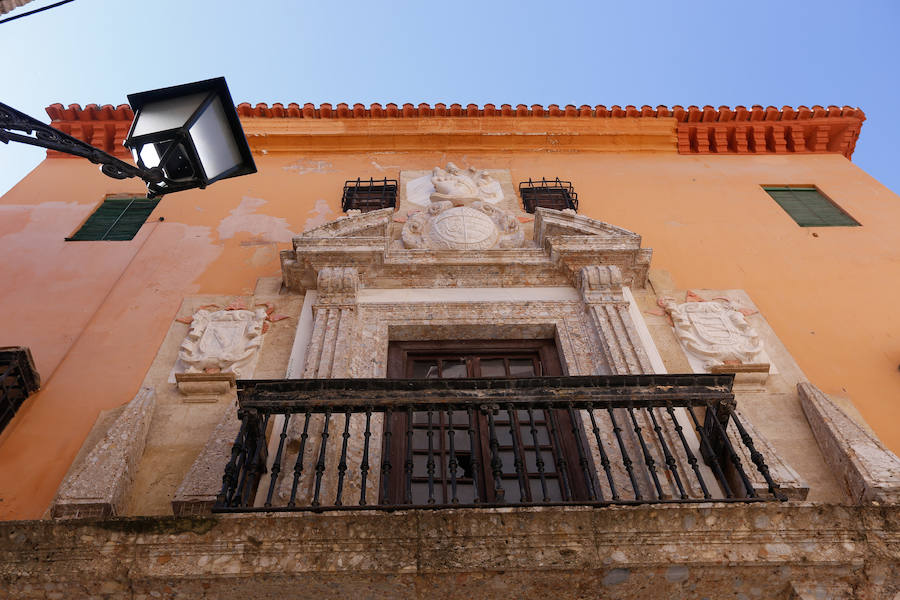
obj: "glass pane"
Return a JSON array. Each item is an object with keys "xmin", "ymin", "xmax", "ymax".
[
  {"xmin": 455, "ymin": 483, "xmax": 476, "ymax": 504},
  {"xmin": 411, "ymin": 482, "xmax": 432, "ymax": 504},
  {"xmin": 509, "ymin": 359, "xmax": 536, "ymax": 377},
  {"xmin": 441, "ymin": 359, "xmax": 467, "ymax": 378},
  {"xmin": 529, "ymin": 476, "xmax": 562, "ymax": 502},
  {"xmin": 131, "ymin": 92, "xmax": 207, "ymax": 136},
  {"xmin": 447, "ymin": 431, "xmax": 470, "ymax": 452},
  {"xmin": 411, "ymin": 360, "xmax": 439, "ymax": 379},
  {"xmin": 500, "ymin": 477, "xmax": 526, "ymax": 503},
  {"xmin": 480, "ymin": 358, "xmax": 506, "ymax": 377},
  {"xmin": 189, "ymin": 96, "xmax": 243, "ymax": 180},
  {"xmin": 521, "ymin": 425, "xmax": 550, "ymax": 445}
]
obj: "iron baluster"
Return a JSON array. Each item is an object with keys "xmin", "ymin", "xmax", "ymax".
[
  {"xmin": 568, "ymin": 403, "xmax": 599, "ymax": 501},
  {"xmin": 686, "ymin": 405, "xmax": 733, "ymax": 498},
  {"xmin": 704, "ymin": 401, "xmax": 756, "ymax": 498},
  {"xmin": 729, "ymin": 410, "xmax": 787, "ymax": 501},
  {"xmin": 607, "ymin": 407, "xmax": 641, "ymax": 500},
  {"xmin": 527, "ymin": 407, "xmax": 551, "ymax": 502},
  {"xmin": 426, "ymin": 408, "xmax": 436, "ymax": 504},
  {"xmin": 405, "ymin": 407, "xmax": 414, "ymax": 504},
  {"xmin": 287, "ymin": 411, "xmax": 311, "ymax": 508},
  {"xmin": 311, "ymin": 409, "xmax": 332, "ymax": 507},
  {"xmin": 647, "ymin": 407, "xmax": 687, "ymax": 499},
  {"xmin": 628, "ymin": 405, "xmax": 663, "ymax": 500},
  {"xmin": 359, "ymin": 407, "xmax": 372, "ymax": 506},
  {"xmin": 486, "ymin": 405, "xmax": 505, "ymax": 502},
  {"xmin": 264, "ymin": 414, "xmax": 292, "ymax": 507},
  {"xmin": 334, "ymin": 410, "xmax": 352, "ymax": 506},
  {"xmin": 506, "ymin": 404, "xmax": 528, "ymax": 503},
  {"xmin": 546, "ymin": 408, "xmax": 573, "ymax": 501},
  {"xmin": 466, "ymin": 405, "xmax": 482, "ymax": 503},
  {"xmin": 217, "ymin": 417, "xmax": 248, "ymax": 507},
  {"xmin": 587, "ymin": 404, "xmax": 619, "ymax": 500},
  {"xmin": 240, "ymin": 412, "xmax": 269, "ymax": 507},
  {"xmin": 447, "ymin": 407, "xmax": 459, "ymax": 504},
  {"xmin": 381, "ymin": 408, "xmax": 393, "ymax": 504},
  {"xmin": 665, "ymin": 402, "xmax": 710, "ymax": 499}
]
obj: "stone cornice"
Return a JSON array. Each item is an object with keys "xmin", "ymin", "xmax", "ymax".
[{"xmin": 43, "ymin": 102, "xmax": 865, "ymax": 159}]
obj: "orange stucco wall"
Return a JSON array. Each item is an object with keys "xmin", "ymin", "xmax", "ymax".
[{"xmin": 1, "ymin": 130, "xmax": 898, "ymax": 519}]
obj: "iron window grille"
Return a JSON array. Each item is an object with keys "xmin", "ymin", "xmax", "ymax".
[
  {"xmin": 762, "ymin": 187, "xmax": 859, "ymax": 227},
  {"xmin": 0, "ymin": 347, "xmax": 40, "ymax": 434},
  {"xmin": 519, "ymin": 178, "xmax": 578, "ymax": 213},
  {"xmin": 341, "ymin": 178, "xmax": 398, "ymax": 213},
  {"xmin": 66, "ymin": 195, "xmax": 160, "ymax": 241}
]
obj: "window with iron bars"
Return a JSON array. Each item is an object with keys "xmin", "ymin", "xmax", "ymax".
[
  {"xmin": 0, "ymin": 347, "xmax": 41, "ymax": 434},
  {"xmin": 519, "ymin": 178, "xmax": 578, "ymax": 213},
  {"xmin": 341, "ymin": 178, "xmax": 398, "ymax": 213}
]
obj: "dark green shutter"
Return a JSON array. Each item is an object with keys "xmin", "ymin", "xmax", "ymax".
[
  {"xmin": 763, "ymin": 187, "xmax": 859, "ymax": 227},
  {"xmin": 67, "ymin": 197, "xmax": 159, "ymax": 241}
]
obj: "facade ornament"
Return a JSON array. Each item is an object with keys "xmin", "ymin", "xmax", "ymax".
[
  {"xmin": 659, "ymin": 297, "xmax": 765, "ymax": 370},
  {"xmin": 578, "ymin": 265, "xmax": 625, "ymax": 303},
  {"xmin": 401, "ymin": 199, "xmax": 524, "ymax": 250},
  {"xmin": 177, "ymin": 307, "xmax": 268, "ymax": 378},
  {"xmin": 430, "ymin": 162, "xmax": 503, "ymax": 204},
  {"xmin": 317, "ymin": 266, "xmax": 360, "ymax": 298}
]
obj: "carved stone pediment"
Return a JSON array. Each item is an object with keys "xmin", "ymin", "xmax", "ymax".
[
  {"xmin": 177, "ymin": 308, "xmax": 268, "ymax": 378},
  {"xmin": 660, "ymin": 298, "xmax": 765, "ymax": 370},
  {"xmin": 281, "ymin": 188, "xmax": 652, "ymax": 291}
]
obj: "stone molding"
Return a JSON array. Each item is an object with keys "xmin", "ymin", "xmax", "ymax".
[
  {"xmin": 315, "ymin": 266, "xmax": 360, "ymax": 306},
  {"xmin": 799, "ymin": 382, "xmax": 900, "ymax": 504},
  {"xmin": 50, "ymin": 387, "xmax": 155, "ymax": 519},
  {"xmin": 4, "ymin": 504, "xmax": 897, "ymax": 598}
]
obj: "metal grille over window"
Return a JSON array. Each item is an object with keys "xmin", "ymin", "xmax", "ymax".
[
  {"xmin": 341, "ymin": 178, "xmax": 398, "ymax": 213},
  {"xmin": 763, "ymin": 187, "xmax": 859, "ymax": 227},
  {"xmin": 0, "ymin": 347, "xmax": 40, "ymax": 433},
  {"xmin": 519, "ymin": 178, "xmax": 578, "ymax": 213},
  {"xmin": 66, "ymin": 196, "xmax": 160, "ymax": 241},
  {"xmin": 213, "ymin": 374, "xmax": 787, "ymax": 512}
]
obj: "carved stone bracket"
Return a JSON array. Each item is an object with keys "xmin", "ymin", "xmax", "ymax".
[
  {"xmin": 316, "ymin": 266, "xmax": 360, "ymax": 306},
  {"xmin": 799, "ymin": 382, "xmax": 900, "ymax": 504}
]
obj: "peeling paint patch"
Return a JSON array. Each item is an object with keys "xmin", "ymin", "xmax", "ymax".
[
  {"xmin": 282, "ymin": 159, "xmax": 334, "ymax": 174},
  {"xmin": 302, "ymin": 199, "xmax": 336, "ymax": 232},
  {"xmin": 217, "ymin": 197, "xmax": 293, "ymax": 243}
]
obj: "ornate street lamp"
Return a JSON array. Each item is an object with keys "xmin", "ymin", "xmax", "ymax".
[{"xmin": 0, "ymin": 77, "xmax": 256, "ymax": 198}]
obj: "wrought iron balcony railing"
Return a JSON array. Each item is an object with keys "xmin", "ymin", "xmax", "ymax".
[
  {"xmin": 213, "ymin": 375, "xmax": 786, "ymax": 513},
  {"xmin": 0, "ymin": 347, "xmax": 41, "ymax": 434}
]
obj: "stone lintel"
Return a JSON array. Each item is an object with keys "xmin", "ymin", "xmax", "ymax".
[
  {"xmin": 799, "ymin": 382, "xmax": 900, "ymax": 504},
  {"xmin": 50, "ymin": 387, "xmax": 155, "ymax": 519}
]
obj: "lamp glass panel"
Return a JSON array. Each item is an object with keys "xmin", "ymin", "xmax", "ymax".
[
  {"xmin": 130, "ymin": 92, "xmax": 208, "ymax": 137},
  {"xmin": 188, "ymin": 96, "xmax": 243, "ymax": 180},
  {"xmin": 137, "ymin": 143, "xmax": 161, "ymax": 168}
]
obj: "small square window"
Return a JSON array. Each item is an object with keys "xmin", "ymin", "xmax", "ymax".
[
  {"xmin": 519, "ymin": 178, "xmax": 578, "ymax": 213},
  {"xmin": 66, "ymin": 196, "xmax": 160, "ymax": 241},
  {"xmin": 763, "ymin": 187, "xmax": 859, "ymax": 227},
  {"xmin": 342, "ymin": 178, "xmax": 398, "ymax": 213}
]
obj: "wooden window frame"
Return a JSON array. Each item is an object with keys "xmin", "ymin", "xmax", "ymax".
[
  {"xmin": 762, "ymin": 186, "xmax": 860, "ymax": 227},
  {"xmin": 66, "ymin": 195, "xmax": 160, "ymax": 241},
  {"xmin": 383, "ymin": 339, "xmax": 590, "ymax": 505}
]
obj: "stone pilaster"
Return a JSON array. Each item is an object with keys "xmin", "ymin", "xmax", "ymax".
[
  {"xmin": 577, "ymin": 265, "xmax": 652, "ymax": 375},
  {"xmin": 799, "ymin": 382, "xmax": 900, "ymax": 504},
  {"xmin": 51, "ymin": 388, "xmax": 155, "ymax": 519}
]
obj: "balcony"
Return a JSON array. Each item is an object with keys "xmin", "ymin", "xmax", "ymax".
[{"xmin": 213, "ymin": 374, "xmax": 786, "ymax": 512}]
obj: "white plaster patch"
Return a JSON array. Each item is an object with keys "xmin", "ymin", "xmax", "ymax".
[
  {"xmin": 282, "ymin": 158, "xmax": 334, "ymax": 174},
  {"xmin": 217, "ymin": 197, "xmax": 293, "ymax": 243},
  {"xmin": 302, "ymin": 199, "xmax": 336, "ymax": 232}
]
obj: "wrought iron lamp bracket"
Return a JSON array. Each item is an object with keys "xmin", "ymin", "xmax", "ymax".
[{"xmin": 0, "ymin": 101, "xmax": 162, "ymax": 190}]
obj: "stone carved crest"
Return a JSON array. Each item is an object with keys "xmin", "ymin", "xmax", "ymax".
[
  {"xmin": 659, "ymin": 298, "xmax": 764, "ymax": 369},
  {"xmin": 401, "ymin": 200, "xmax": 523, "ymax": 250},
  {"xmin": 178, "ymin": 308, "xmax": 268, "ymax": 377},
  {"xmin": 406, "ymin": 162, "xmax": 504, "ymax": 207}
]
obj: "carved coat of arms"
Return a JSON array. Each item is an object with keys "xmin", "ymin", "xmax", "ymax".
[
  {"xmin": 659, "ymin": 298, "xmax": 764, "ymax": 369},
  {"xmin": 177, "ymin": 308, "xmax": 268, "ymax": 378}
]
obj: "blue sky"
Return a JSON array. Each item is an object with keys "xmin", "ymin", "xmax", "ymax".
[{"xmin": 1, "ymin": 0, "xmax": 899, "ymax": 196}]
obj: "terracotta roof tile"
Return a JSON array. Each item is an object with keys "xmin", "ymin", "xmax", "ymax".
[{"xmin": 43, "ymin": 101, "xmax": 866, "ymax": 159}]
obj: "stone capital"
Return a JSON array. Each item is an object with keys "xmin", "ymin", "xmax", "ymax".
[
  {"xmin": 316, "ymin": 266, "xmax": 360, "ymax": 305},
  {"xmin": 577, "ymin": 265, "xmax": 625, "ymax": 303}
]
